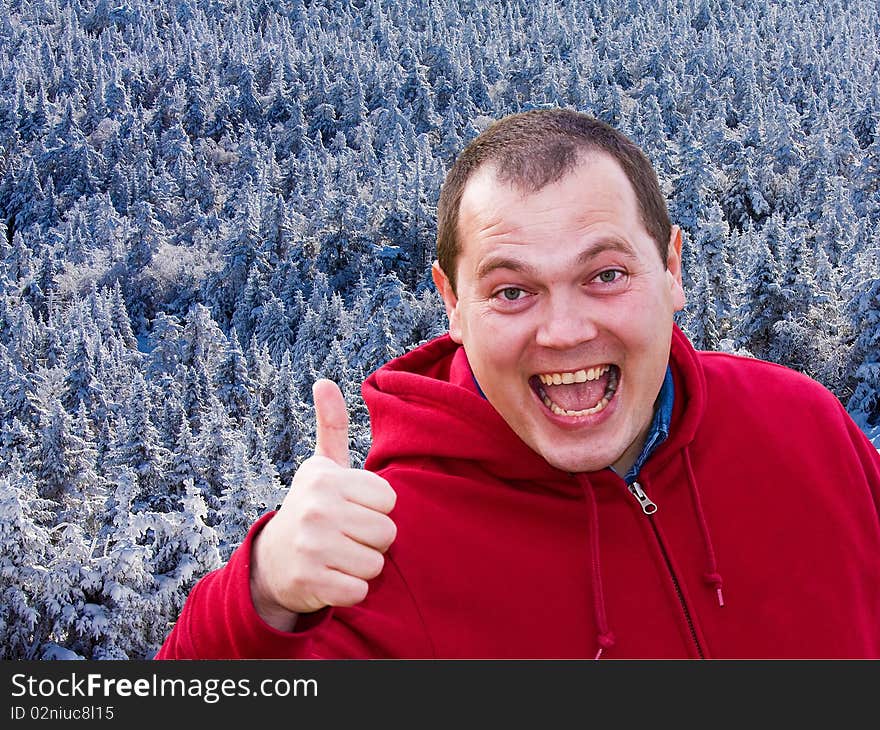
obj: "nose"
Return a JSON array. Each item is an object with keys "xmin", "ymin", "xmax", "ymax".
[{"xmin": 534, "ymin": 291, "xmax": 600, "ymax": 350}]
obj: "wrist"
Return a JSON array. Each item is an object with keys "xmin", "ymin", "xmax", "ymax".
[{"xmin": 250, "ymin": 530, "xmax": 299, "ymax": 633}]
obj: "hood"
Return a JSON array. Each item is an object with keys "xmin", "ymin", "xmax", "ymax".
[
  {"xmin": 648, "ymin": 323, "xmax": 706, "ymax": 473},
  {"xmin": 362, "ymin": 324, "xmax": 706, "ymax": 483},
  {"xmin": 362, "ymin": 334, "xmax": 568, "ymax": 484}
]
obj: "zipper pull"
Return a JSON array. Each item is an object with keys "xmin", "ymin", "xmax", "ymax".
[{"xmin": 628, "ymin": 481, "xmax": 658, "ymax": 514}]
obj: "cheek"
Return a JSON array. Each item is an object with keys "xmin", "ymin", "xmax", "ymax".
[
  {"xmin": 624, "ymin": 318, "xmax": 674, "ymax": 382},
  {"xmin": 486, "ymin": 313, "xmax": 534, "ymax": 349},
  {"xmin": 463, "ymin": 313, "xmax": 533, "ymax": 368},
  {"xmin": 625, "ymin": 286, "xmax": 676, "ymax": 335}
]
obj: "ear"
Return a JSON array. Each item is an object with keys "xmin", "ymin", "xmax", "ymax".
[
  {"xmin": 431, "ymin": 261, "xmax": 463, "ymax": 343},
  {"xmin": 666, "ymin": 225, "xmax": 686, "ymax": 312}
]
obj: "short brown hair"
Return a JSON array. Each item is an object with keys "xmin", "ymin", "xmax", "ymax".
[{"xmin": 436, "ymin": 108, "xmax": 672, "ymax": 292}]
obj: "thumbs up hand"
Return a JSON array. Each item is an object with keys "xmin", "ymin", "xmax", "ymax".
[{"xmin": 250, "ymin": 380, "xmax": 398, "ymax": 631}]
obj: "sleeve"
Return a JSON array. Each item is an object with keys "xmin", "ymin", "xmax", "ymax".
[
  {"xmin": 153, "ymin": 512, "xmax": 330, "ymax": 659},
  {"xmin": 154, "ymin": 512, "xmax": 435, "ymax": 659}
]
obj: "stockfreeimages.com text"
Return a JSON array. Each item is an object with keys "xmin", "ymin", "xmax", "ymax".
[{"xmin": 10, "ymin": 672, "xmax": 317, "ymax": 705}]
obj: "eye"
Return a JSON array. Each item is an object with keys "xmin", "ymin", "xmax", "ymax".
[
  {"xmin": 595, "ymin": 269, "xmax": 624, "ymax": 284},
  {"xmin": 497, "ymin": 287, "xmax": 526, "ymax": 301}
]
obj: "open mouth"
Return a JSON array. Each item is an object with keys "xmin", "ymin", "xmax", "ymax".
[{"xmin": 530, "ymin": 365, "xmax": 620, "ymax": 417}]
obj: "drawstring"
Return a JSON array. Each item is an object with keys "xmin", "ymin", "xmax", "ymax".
[
  {"xmin": 581, "ymin": 445, "xmax": 722, "ymax": 658},
  {"xmin": 683, "ymin": 448, "xmax": 725, "ymax": 607},
  {"xmin": 585, "ymin": 483, "xmax": 615, "ymax": 659}
]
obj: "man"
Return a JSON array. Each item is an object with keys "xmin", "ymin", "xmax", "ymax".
[{"xmin": 156, "ymin": 109, "xmax": 880, "ymax": 659}]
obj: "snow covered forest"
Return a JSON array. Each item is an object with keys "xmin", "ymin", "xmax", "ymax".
[{"xmin": 1, "ymin": 0, "xmax": 878, "ymax": 659}]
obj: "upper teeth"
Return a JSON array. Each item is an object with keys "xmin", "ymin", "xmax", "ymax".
[{"xmin": 538, "ymin": 365, "xmax": 610, "ymax": 386}]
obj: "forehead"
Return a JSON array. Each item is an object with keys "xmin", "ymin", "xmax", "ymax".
[{"xmin": 456, "ymin": 152, "xmax": 644, "ymax": 261}]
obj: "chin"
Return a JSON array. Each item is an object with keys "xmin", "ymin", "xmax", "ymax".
[{"xmin": 541, "ymin": 449, "xmax": 618, "ymax": 475}]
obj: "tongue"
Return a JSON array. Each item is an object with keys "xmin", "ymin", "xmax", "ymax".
[{"xmin": 544, "ymin": 373, "xmax": 610, "ymax": 411}]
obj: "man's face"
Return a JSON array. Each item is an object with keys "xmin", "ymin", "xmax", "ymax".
[{"xmin": 432, "ymin": 152, "xmax": 685, "ymax": 475}]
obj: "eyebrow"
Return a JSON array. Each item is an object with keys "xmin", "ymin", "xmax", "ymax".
[{"xmin": 474, "ymin": 239, "xmax": 638, "ymax": 281}]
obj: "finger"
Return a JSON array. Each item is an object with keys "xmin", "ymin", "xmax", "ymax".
[
  {"xmin": 313, "ymin": 379, "xmax": 351, "ymax": 468},
  {"xmin": 340, "ymin": 503, "xmax": 398, "ymax": 553},
  {"xmin": 341, "ymin": 471, "xmax": 397, "ymax": 514},
  {"xmin": 315, "ymin": 570, "xmax": 370, "ymax": 608},
  {"xmin": 325, "ymin": 536, "xmax": 386, "ymax": 581}
]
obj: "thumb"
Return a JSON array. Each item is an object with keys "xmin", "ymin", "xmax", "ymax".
[{"xmin": 313, "ymin": 379, "xmax": 351, "ymax": 468}]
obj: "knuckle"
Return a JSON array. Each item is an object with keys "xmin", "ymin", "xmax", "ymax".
[
  {"xmin": 286, "ymin": 572, "xmax": 310, "ymax": 598},
  {"xmin": 322, "ymin": 422, "xmax": 349, "ymax": 438},
  {"xmin": 284, "ymin": 576, "xmax": 319, "ymax": 611},
  {"xmin": 299, "ymin": 503, "xmax": 325, "ymax": 526},
  {"xmin": 291, "ymin": 528, "xmax": 327, "ymax": 563},
  {"xmin": 297, "ymin": 492, "xmax": 334, "ymax": 526},
  {"xmin": 296, "ymin": 457, "xmax": 341, "ymax": 486},
  {"xmin": 293, "ymin": 536, "xmax": 319, "ymax": 562},
  {"xmin": 292, "ymin": 455, "xmax": 321, "ymax": 481}
]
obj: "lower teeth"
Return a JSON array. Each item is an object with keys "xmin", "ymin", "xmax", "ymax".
[{"xmin": 542, "ymin": 395, "xmax": 610, "ymax": 417}]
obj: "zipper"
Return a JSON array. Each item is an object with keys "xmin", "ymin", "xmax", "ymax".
[
  {"xmin": 627, "ymin": 480, "xmax": 705, "ymax": 659},
  {"xmin": 627, "ymin": 481, "xmax": 657, "ymax": 514}
]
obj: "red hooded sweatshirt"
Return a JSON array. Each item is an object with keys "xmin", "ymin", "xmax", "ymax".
[{"xmin": 156, "ymin": 326, "xmax": 880, "ymax": 659}]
